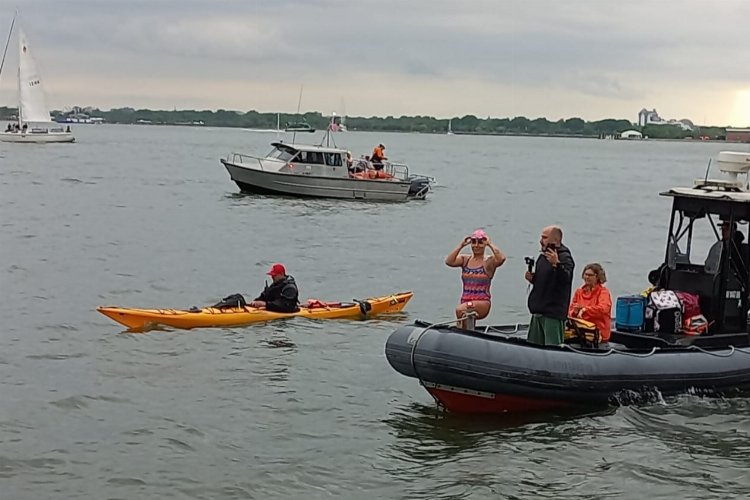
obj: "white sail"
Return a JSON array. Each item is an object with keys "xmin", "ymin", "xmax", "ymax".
[{"xmin": 18, "ymin": 27, "xmax": 51, "ymax": 123}]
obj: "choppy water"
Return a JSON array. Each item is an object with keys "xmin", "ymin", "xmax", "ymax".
[{"xmin": 2, "ymin": 125, "xmax": 750, "ymax": 498}]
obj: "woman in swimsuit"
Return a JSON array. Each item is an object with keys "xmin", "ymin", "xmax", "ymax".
[{"xmin": 445, "ymin": 229, "xmax": 506, "ymax": 327}]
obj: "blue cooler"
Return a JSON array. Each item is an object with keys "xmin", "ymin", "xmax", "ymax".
[{"xmin": 616, "ymin": 295, "xmax": 646, "ymax": 332}]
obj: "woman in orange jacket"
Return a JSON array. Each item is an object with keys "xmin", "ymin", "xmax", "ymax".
[{"xmin": 569, "ymin": 263, "xmax": 613, "ymax": 342}]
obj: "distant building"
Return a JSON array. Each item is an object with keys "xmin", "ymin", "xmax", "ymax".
[
  {"xmin": 726, "ymin": 128, "xmax": 750, "ymax": 142},
  {"xmin": 638, "ymin": 108, "xmax": 694, "ymax": 130},
  {"xmin": 639, "ymin": 108, "xmax": 662, "ymax": 126},
  {"xmin": 620, "ymin": 130, "xmax": 643, "ymax": 140}
]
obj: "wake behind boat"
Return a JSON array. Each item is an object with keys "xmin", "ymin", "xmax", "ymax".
[
  {"xmin": 0, "ymin": 14, "xmax": 74, "ymax": 144},
  {"xmin": 386, "ymin": 151, "xmax": 750, "ymax": 414}
]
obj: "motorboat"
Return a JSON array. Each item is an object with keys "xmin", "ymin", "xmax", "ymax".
[
  {"xmin": 220, "ymin": 138, "xmax": 434, "ymax": 201},
  {"xmin": 284, "ymin": 122, "xmax": 315, "ymax": 133},
  {"xmin": 386, "ymin": 151, "xmax": 750, "ymax": 413}
]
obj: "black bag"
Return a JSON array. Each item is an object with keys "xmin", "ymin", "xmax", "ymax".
[
  {"xmin": 211, "ymin": 293, "xmax": 247, "ymax": 309},
  {"xmin": 645, "ymin": 290, "xmax": 682, "ymax": 334}
]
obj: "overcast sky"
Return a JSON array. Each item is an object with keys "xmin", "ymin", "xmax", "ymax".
[{"xmin": 1, "ymin": 0, "xmax": 750, "ymax": 125}]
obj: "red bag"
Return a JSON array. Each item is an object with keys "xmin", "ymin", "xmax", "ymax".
[{"xmin": 675, "ymin": 291, "xmax": 701, "ymax": 318}]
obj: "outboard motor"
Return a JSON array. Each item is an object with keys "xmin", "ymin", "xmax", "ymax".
[{"xmin": 407, "ymin": 176, "xmax": 431, "ymax": 198}]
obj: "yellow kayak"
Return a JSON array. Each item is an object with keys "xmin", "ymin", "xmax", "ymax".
[{"xmin": 97, "ymin": 291, "xmax": 413, "ymax": 331}]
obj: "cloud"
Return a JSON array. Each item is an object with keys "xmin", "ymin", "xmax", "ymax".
[{"xmin": 2, "ymin": 0, "xmax": 750, "ymax": 124}]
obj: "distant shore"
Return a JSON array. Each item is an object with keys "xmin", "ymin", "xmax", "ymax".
[{"xmin": 0, "ymin": 105, "xmax": 733, "ymax": 141}]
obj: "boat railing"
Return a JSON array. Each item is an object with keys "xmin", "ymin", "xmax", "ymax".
[
  {"xmin": 226, "ymin": 152, "xmax": 265, "ymax": 170},
  {"xmin": 387, "ymin": 162, "xmax": 410, "ymax": 180}
]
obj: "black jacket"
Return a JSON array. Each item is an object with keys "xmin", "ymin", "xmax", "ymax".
[
  {"xmin": 255, "ymin": 275, "xmax": 300, "ymax": 313},
  {"xmin": 527, "ymin": 244, "xmax": 575, "ymax": 320}
]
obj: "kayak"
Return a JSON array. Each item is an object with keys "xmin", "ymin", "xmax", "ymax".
[{"xmin": 97, "ymin": 291, "xmax": 413, "ymax": 331}]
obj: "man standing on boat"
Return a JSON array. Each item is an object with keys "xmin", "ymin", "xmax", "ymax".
[
  {"xmin": 525, "ymin": 226, "xmax": 575, "ymax": 345},
  {"xmin": 371, "ymin": 144, "xmax": 387, "ymax": 170}
]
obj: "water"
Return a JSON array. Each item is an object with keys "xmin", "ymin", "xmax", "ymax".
[{"xmin": 2, "ymin": 125, "xmax": 750, "ymax": 498}]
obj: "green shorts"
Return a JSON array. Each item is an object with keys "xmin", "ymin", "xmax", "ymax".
[{"xmin": 527, "ymin": 314, "xmax": 564, "ymax": 345}]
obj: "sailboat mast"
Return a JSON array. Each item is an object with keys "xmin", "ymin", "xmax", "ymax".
[
  {"xmin": 16, "ymin": 66, "xmax": 21, "ymax": 125},
  {"xmin": 292, "ymin": 84, "xmax": 304, "ymax": 144},
  {"xmin": 0, "ymin": 12, "xmax": 16, "ymax": 80}
]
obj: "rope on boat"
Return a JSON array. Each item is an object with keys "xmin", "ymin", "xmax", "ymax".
[
  {"xmin": 561, "ymin": 344, "xmax": 660, "ymax": 357},
  {"xmin": 611, "ymin": 347, "xmax": 659, "ymax": 357},
  {"xmin": 560, "ymin": 344, "xmax": 616, "ymax": 356},
  {"xmin": 686, "ymin": 345, "xmax": 736, "ymax": 357}
]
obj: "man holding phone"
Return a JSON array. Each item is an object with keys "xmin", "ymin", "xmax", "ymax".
[{"xmin": 524, "ymin": 225, "xmax": 575, "ymax": 345}]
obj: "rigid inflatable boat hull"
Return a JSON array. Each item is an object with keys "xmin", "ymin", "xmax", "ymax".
[{"xmin": 385, "ymin": 322, "xmax": 750, "ymax": 413}]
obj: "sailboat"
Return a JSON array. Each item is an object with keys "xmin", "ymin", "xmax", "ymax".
[
  {"xmin": 0, "ymin": 15, "xmax": 74, "ymax": 143},
  {"xmin": 447, "ymin": 118, "xmax": 454, "ymax": 136},
  {"xmin": 284, "ymin": 84, "xmax": 315, "ymax": 134},
  {"xmin": 243, "ymin": 113, "xmax": 284, "ymax": 134}
]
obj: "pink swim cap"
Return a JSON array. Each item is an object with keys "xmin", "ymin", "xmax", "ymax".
[{"xmin": 471, "ymin": 229, "xmax": 487, "ymax": 239}]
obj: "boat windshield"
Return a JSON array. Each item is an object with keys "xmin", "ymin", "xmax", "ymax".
[
  {"xmin": 667, "ymin": 212, "xmax": 748, "ymax": 271},
  {"xmin": 267, "ymin": 147, "xmax": 297, "ymax": 162}
]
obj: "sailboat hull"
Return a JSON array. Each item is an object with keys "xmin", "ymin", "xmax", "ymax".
[{"xmin": 0, "ymin": 131, "xmax": 75, "ymax": 143}]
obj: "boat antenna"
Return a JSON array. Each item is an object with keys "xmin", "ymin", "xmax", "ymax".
[
  {"xmin": 0, "ymin": 11, "xmax": 16, "ymax": 81},
  {"xmin": 292, "ymin": 84, "xmax": 304, "ymax": 144},
  {"xmin": 704, "ymin": 158, "xmax": 712, "ymax": 183}
]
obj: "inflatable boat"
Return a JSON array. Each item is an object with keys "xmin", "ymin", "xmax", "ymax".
[
  {"xmin": 385, "ymin": 320, "xmax": 750, "ymax": 414},
  {"xmin": 387, "ymin": 151, "xmax": 750, "ymax": 413}
]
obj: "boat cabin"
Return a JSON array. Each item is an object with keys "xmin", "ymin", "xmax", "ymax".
[
  {"xmin": 262, "ymin": 142, "xmax": 349, "ymax": 178},
  {"xmin": 615, "ymin": 152, "xmax": 750, "ymax": 347}
]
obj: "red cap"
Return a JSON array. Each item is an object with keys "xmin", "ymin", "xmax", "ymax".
[{"xmin": 266, "ymin": 263, "xmax": 286, "ymax": 277}]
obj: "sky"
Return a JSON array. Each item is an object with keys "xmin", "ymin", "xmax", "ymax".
[{"xmin": 1, "ymin": 0, "xmax": 750, "ymax": 126}]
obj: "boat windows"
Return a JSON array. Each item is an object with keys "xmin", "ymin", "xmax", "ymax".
[
  {"xmin": 298, "ymin": 151, "xmax": 324, "ymax": 165},
  {"xmin": 324, "ymin": 152, "xmax": 342, "ymax": 167},
  {"xmin": 268, "ymin": 147, "xmax": 296, "ymax": 162}
]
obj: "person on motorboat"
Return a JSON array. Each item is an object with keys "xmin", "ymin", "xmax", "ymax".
[
  {"xmin": 370, "ymin": 143, "xmax": 387, "ymax": 170},
  {"xmin": 525, "ymin": 225, "xmax": 575, "ymax": 345},
  {"xmin": 705, "ymin": 220, "xmax": 745, "ymax": 274},
  {"xmin": 569, "ymin": 263, "xmax": 612, "ymax": 342},
  {"xmin": 445, "ymin": 229, "xmax": 506, "ymax": 327},
  {"xmin": 248, "ymin": 263, "xmax": 300, "ymax": 313}
]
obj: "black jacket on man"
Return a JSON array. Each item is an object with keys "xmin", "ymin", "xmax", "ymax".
[
  {"xmin": 255, "ymin": 275, "xmax": 300, "ymax": 313},
  {"xmin": 527, "ymin": 244, "xmax": 575, "ymax": 320}
]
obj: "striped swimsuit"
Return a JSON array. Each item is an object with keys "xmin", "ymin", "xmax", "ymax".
[{"xmin": 460, "ymin": 261, "xmax": 492, "ymax": 303}]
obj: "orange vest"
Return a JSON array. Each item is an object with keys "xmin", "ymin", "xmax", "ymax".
[{"xmin": 569, "ymin": 285, "xmax": 612, "ymax": 341}]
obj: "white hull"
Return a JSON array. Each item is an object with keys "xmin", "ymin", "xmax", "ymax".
[
  {"xmin": 222, "ymin": 160, "xmax": 419, "ymax": 201},
  {"xmin": 0, "ymin": 131, "xmax": 75, "ymax": 143}
]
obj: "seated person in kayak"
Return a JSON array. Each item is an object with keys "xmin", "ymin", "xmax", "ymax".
[
  {"xmin": 445, "ymin": 229, "xmax": 506, "ymax": 327},
  {"xmin": 249, "ymin": 263, "xmax": 300, "ymax": 313},
  {"xmin": 569, "ymin": 263, "xmax": 612, "ymax": 342}
]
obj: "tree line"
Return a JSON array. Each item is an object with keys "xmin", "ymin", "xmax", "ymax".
[{"xmin": 0, "ymin": 105, "xmax": 728, "ymax": 139}]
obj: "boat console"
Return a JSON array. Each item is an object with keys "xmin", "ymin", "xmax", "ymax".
[{"xmin": 615, "ymin": 151, "xmax": 750, "ymax": 343}]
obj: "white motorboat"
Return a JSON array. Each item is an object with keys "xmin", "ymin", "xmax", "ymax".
[{"xmin": 220, "ymin": 139, "xmax": 434, "ymax": 202}]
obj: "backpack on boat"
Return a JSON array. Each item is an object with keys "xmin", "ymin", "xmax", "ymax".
[
  {"xmin": 211, "ymin": 293, "xmax": 247, "ymax": 310},
  {"xmin": 645, "ymin": 290, "xmax": 682, "ymax": 334},
  {"xmin": 564, "ymin": 317, "xmax": 600, "ymax": 348}
]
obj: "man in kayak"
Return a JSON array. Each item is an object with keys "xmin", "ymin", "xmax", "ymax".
[
  {"xmin": 249, "ymin": 264, "xmax": 300, "ymax": 313},
  {"xmin": 525, "ymin": 225, "xmax": 575, "ymax": 345}
]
